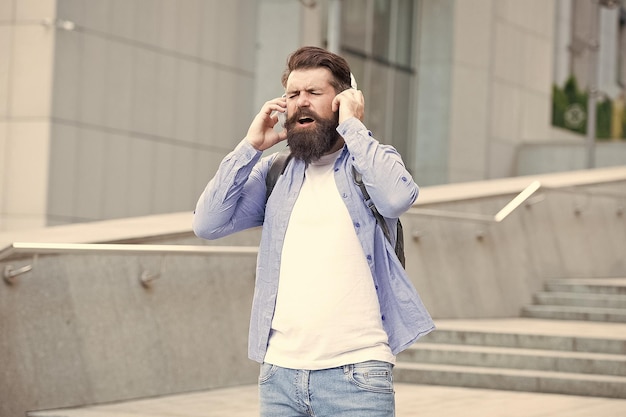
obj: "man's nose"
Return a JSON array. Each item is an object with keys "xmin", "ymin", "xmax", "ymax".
[{"xmin": 296, "ymin": 93, "xmax": 310, "ymax": 108}]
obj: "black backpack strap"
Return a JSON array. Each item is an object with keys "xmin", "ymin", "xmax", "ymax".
[
  {"xmin": 352, "ymin": 167, "xmax": 392, "ymax": 242},
  {"xmin": 395, "ymin": 217, "xmax": 406, "ymax": 268},
  {"xmin": 266, "ymin": 149, "xmax": 292, "ymax": 203},
  {"xmin": 352, "ymin": 166, "xmax": 406, "ymax": 268}
]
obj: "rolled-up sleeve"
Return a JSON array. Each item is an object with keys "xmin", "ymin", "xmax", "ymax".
[
  {"xmin": 192, "ymin": 140, "xmax": 267, "ymax": 239},
  {"xmin": 337, "ymin": 118, "xmax": 419, "ymax": 218}
]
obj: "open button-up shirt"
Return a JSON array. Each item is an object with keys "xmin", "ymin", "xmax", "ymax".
[{"xmin": 193, "ymin": 117, "xmax": 435, "ymax": 363}]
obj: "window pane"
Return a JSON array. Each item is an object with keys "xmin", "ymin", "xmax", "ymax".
[
  {"xmin": 368, "ymin": 62, "xmax": 389, "ymax": 140},
  {"xmin": 345, "ymin": 55, "xmax": 366, "ymax": 91},
  {"xmin": 336, "ymin": 0, "xmax": 416, "ymax": 161},
  {"xmin": 391, "ymin": 69, "xmax": 412, "ymax": 158},
  {"xmin": 342, "ymin": 0, "xmax": 368, "ymax": 53},
  {"xmin": 373, "ymin": 0, "xmax": 391, "ymax": 61},
  {"xmin": 395, "ymin": 0, "xmax": 414, "ymax": 67}
]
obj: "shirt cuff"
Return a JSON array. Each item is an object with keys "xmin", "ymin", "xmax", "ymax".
[
  {"xmin": 236, "ymin": 138, "xmax": 263, "ymax": 161},
  {"xmin": 337, "ymin": 117, "xmax": 370, "ymax": 139}
]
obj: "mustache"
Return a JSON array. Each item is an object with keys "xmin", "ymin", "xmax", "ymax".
[{"xmin": 284, "ymin": 108, "xmax": 323, "ymax": 130}]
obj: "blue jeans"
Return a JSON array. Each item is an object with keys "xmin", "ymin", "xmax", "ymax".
[{"xmin": 258, "ymin": 361, "xmax": 395, "ymax": 417}]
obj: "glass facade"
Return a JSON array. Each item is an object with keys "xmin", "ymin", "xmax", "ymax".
[{"xmin": 337, "ymin": 0, "xmax": 416, "ymax": 165}]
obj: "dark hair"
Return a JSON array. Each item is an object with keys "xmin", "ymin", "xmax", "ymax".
[{"xmin": 281, "ymin": 46, "xmax": 352, "ymax": 93}]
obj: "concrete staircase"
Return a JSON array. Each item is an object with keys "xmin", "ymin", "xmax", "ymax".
[
  {"xmin": 395, "ymin": 279, "xmax": 626, "ymax": 398},
  {"xmin": 521, "ymin": 278, "xmax": 626, "ymax": 323}
]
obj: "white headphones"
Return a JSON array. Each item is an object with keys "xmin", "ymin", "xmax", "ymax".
[{"xmin": 276, "ymin": 72, "xmax": 358, "ymax": 129}]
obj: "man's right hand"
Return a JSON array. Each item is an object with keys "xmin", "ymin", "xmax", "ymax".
[{"xmin": 245, "ymin": 97, "xmax": 287, "ymax": 151}]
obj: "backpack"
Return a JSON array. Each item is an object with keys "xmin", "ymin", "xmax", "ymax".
[{"xmin": 265, "ymin": 150, "xmax": 406, "ymax": 268}]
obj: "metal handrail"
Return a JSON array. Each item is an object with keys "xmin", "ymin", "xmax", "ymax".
[
  {"xmin": 407, "ymin": 180, "xmax": 542, "ymax": 224},
  {"xmin": 0, "ymin": 242, "xmax": 259, "ymax": 262},
  {"xmin": 0, "ymin": 243, "xmax": 259, "ymax": 285},
  {"xmin": 542, "ymin": 185, "xmax": 626, "ymax": 199}
]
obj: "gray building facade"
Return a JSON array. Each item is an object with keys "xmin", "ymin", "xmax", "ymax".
[{"xmin": 1, "ymin": 0, "xmax": 625, "ymax": 232}]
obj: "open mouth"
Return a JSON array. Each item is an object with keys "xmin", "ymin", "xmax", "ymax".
[{"xmin": 298, "ymin": 117, "xmax": 315, "ymax": 126}]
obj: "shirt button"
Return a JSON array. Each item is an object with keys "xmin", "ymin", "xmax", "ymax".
[
  {"xmin": 401, "ymin": 176, "xmax": 407, "ymax": 182},
  {"xmin": 355, "ymin": 222, "xmax": 360, "ymax": 228},
  {"xmin": 381, "ymin": 315, "xmax": 386, "ymax": 321},
  {"xmin": 368, "ymin": 131, "xmax": 373, "ymax": 136},
  {"xmin": 343, "ymin": 193, "xmax": 348, "ymax": 198},
  {"xmin": 375, "ymin": 285, "xmax": 379, "ymax": 290},
  {"xmin": 366, "ymin": 255, "xmax": 372, "ymax": 261}
]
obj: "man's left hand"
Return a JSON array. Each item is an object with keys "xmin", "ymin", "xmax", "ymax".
[{"xmin": 332, "ymin": 88, "xmax": 364, "ymax": 124}]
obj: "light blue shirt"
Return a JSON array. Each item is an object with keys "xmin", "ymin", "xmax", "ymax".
[{"xmin": 193, "ymin": 117, "xmax": 435, "ymax": 363}]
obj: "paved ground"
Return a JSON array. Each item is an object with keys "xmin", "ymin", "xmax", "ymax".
[
  {"xmin": 30, "ymin": 383, "xmax": 626, "ymax": 417},
  {"xmin": 30, "ymin": 319, "xmax": 626, "ymax": 417}
]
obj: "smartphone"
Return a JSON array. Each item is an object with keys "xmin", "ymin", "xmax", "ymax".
[
  {"xmin": 277, "ymin": 110, "xmax": 287, "ymax": 130},
  {"xmin": 277, "ymin": 93, "xmax": 287, "ymax": 130}
]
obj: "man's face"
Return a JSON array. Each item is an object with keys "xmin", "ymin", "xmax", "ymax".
[{"xmin": 284, "ymin": 68, "xmax": 341, "ymax": 163}]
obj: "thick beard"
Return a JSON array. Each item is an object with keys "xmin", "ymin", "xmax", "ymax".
[{"xmin": 285, "ymin": 109, "xmax": 340, "ymax": 164}]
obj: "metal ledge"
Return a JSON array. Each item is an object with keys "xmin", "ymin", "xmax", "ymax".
[
  {"xmin": 0, "ymin": 242, "xmax": 259, "ymax": 263},
  {"xmin": 0, "ymin": 243, "xmax": 259, "ymax": 286},
  {"xmin": 407, "ymin": 181, "xmax": 542, "ymax": 224}
]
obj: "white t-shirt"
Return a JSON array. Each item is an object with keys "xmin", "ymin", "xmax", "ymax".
[{"xmin": 264, "ymin": 150, "xmax": 395, "ymax": 370}]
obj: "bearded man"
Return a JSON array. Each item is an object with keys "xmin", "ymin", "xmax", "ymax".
[{"xmin": 193, "ymin": 46, "xmax": 434, "ymax": 417}]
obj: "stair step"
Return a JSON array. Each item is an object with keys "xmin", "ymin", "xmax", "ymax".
[
  {"xmin": 521, "ymin": 305, "xmax": 626, "ymax": 323},
  {"xmin": 533, "ymin": 292, "xmax": 626, "ymax": 309},
  {"xmin": 545, "ymin": 279, "xmax": 626, "ymax": 295},
  {"xmin": 398, "ymin": 343, "xmax": 626, "ymax": 376},
  {"xmin": 421, "ymin": 328, "xmax": 626, "ymax": 355},
  {"xmin": 394, "ymin": 362, "xmax": 626, "ymax": 399}
]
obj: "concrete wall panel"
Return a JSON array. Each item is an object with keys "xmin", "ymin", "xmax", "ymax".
[
  {"xmin": 0, "ymin": 26, "xmax": 11, "ymax": 117},
  {"xmin": 127, "ymin": 138, "xmax": 155, "ymax": 217},
  {"xmin": 0, "ymin": 252, "xmax": 258, "ymax": 417},
  {"xmin": 154, "ymin": 54, "xmax": 178, "ymax": 140},
  {"xmin": 47, "ymin": 123, "xmax": 78, "ymax": 223},
  {"xmin": 103, "ymin": 42, "xmax": 133, "ymax": 131},
  {"xmin": 15, "ymin": 0, "xmax": 56, "ymax": 20},
  {"xmin": 170, "ymin": 145, "xmax": 199, "ymax": 213},
  {"xmin": 109, "ymin": 0, "xmax": 134, "ymax": 41},
  {"xmin": 158, "ymin": 0, "xmax": 179, "ymax": 51},
  {"xmin": 177, "ymin": 0, "xmax": 201, "ymax": 57},
  {"xmin": 10, "ymin": 25, "xmax": 54, "ymax": 117},
  {"xmin": 74, "ymin": 129, "xmax": 105, "ymax": 220},
  {"xmin": 102, "ymin": 132, "xmax": 131, "ymax": 220},
  {"xmin": 131, "ymin": 48, "xmax": 158, "ymax": 136},
  {"xmin": 0, "ymin": 0, "xmax": 14, "ymax": 21},
  {"xmin": 79, "ymin": 34, "xmax": 108, "ymax": 126},
  {"xmin": 37, "ymin": 1, "xmax": 260, "ymax": 229},
  {"xmin": 449, "ymin": 65, "xmax": 489, "ymax": 181},
  {"xmin": 4, "ymin": 121, "xmax": 50, "ymax": 228},
  {"xmin": 134, "ymin": 0, "xmax": 158, "ymax": 47},
  {"xmin": 51, "ymin": 29, "xmax": 81, "ymax": 121},
  {"xmin": 175, "ymin": 59, "xmax": 200, "ymax": 143},
  {"xmin": 404, "ymin": 171, "xmax": 626, "ymax": 318}
]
